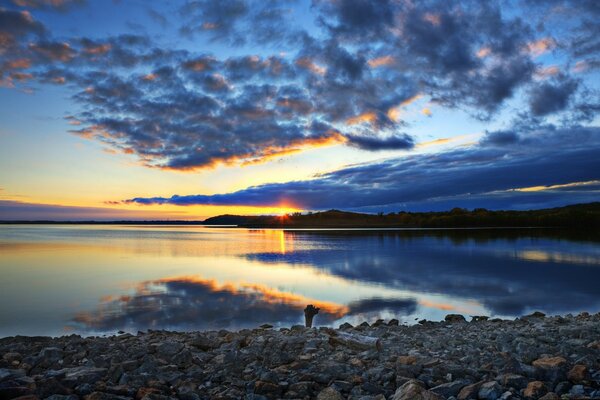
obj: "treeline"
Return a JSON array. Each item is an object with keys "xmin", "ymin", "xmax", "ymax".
[{"xmin": 202, "ymin": 202, "xmax": 600, "ymax": 229}]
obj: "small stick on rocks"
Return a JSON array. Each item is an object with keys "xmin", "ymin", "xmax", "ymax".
[{"xmin": 304, "ymin": 304, "xmax": 320, "ymax": 328}]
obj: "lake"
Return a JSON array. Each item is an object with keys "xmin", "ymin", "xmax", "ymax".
[{"xmin": 0, "ymin": 225, "xmax": 599, "ymax": 337}]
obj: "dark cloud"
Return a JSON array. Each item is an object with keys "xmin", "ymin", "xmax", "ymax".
[
  {"xmin": 0, "ymin": 200, "xmax": 186, "ymax": 221},
  {"xmin": 125, "ymin": 126, "xmax": 600, "ymax": 210},
  {"xmin": 345, "ymin": 133, "xmax": 414, "ymax": 151},
  {"xmin": 1, "ymin": 0, "xmax": 598, "ymax": 171},
  {"xmin": 9, "ymin": 0, "xmax": 85, "ymax": 12},
  {"xmin": 529, "ymin": 75, "xmax": 579, "ymax": 116}
]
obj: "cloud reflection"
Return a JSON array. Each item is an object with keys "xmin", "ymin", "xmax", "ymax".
[
  {"xmin": 245, "ymin": 231, "xmax": 600, "ymax": 317},
  {"xmin": 71, "ymin": 275, "xmax": 417, "ymax": 332}
]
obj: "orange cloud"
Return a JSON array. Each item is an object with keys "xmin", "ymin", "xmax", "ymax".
[
  {"xmin": 368, "ymin": 55, "xmax": 395, "ymax": 68},
  {"xmin": 525, "ymin": 37, "xmax": 556, "ymax": 57},
  {"xmin": 386, "ymin": 94, "xmax": 422, "ymax": 122},
  {"xmin": 535, "ymin": 65, "xmax": 560, "ymax": 78},
  {"xmin": 476, "ymin": 47, "xmax": 491, "ymax": 58},
  {"xmin": 84, "ymin": 43, "xmax": 111, "ymax": 55},
  {"xmin": 296, "ymin": 57, "xmax": 327, "ymax": 76},
  {"xmin": 346, "ymin": 111, "xmax": 378, "ymax": 125},
  {"xmin": 423, "ymin": 12, "xmax": 441, "ymax": 25}
]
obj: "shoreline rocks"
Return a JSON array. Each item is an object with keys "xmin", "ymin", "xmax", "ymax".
[{"xmin": 1, "ymin": 312, "xmax": 599, "ymax": 399}]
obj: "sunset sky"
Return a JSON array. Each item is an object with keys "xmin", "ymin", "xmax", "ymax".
[{"xmin": 0, "ymin": 0, "xmax": 598, "ymax": 220}]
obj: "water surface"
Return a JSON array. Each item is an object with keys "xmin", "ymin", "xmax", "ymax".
[{"xmin": 1, "ymin": 225, "xmax": 599, "ymax": 337}]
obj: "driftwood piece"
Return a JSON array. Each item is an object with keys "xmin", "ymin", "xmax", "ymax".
[
  {"xmin": 327, "ymin": 330, "xmax": 382, "ymax": 352},
  {"xmin": 304, "ymin": 304, "xmax": 320, "ymax": 328}
]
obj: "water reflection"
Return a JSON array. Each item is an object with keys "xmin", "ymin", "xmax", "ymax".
[
  {"xmin": 0, "ymin": 225, "xmax": 599, "ymax": 336},
  {"xmin": 68, "ymin": 276, "xmax": 417, "ymax": 332}
]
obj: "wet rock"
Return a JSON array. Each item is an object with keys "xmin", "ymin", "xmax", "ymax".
[
  {"xmin": 457, "ymin": 381, "xmax": 483, "ymax": 400},
  {"xmin": 430, "ymin": 379, "xmax": 469, "ymax": 398},
  {"xmin": 445, "ymin": 314, "xmax": 466, "ymax": 323},
  {"xmin": 523, "ymin": 381, "xmax": 547, "ymax": 399},
  {"xmin": 496, "ymin": 374, "xmax": 528, "ymax": 389},
  {"xmin": 567, "ymin": 364, "xmax": 589, "ymax": 383},
  {"xmin": 569, "ymin": 384, "xmax": 585, "ymax": 397},
  {"xmin": 537, "ymin": 393, "xmax": 559, "ymax": 400},
  {"xmin": 316, "ymin": 386, "xmax": 344, "ymax": 400},
  {"xmin": 478, "ymin": 381, "xmax": 502, "ymax": 400},
  {"xmin": 155, "ymin": 341, "xmax": 183, "ymax": 357},
  {"xmin": 391, "ymin": 380, "xmax": 442, "ymax": 400}
]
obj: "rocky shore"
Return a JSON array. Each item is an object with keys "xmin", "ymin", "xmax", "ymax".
[{"xmin": 1, "ymin": 312, "xmax": 599, "ymax": 400}]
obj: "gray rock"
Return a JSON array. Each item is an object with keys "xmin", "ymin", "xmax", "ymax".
[
  {"xmin": 317, "ymin": 387, "xmax": 344, "ymax": 400},
  {"xmin": 430, "ymin": 380, "xmax": 469, "ymax": 398},
  {"xmin": 478, "ymin": 381, "xmax": 503, "ymax": 400}
]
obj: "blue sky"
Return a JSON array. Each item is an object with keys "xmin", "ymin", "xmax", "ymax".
[{"xmin": 0, "ymin": 0, "xmax": 599, "ymax": 219}]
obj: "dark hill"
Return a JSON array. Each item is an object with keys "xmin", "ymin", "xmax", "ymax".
[{"xmin": 202, "ymin": 202, "xmax": 600, "ymax": 229}]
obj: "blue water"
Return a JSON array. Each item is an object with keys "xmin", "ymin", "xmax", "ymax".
[{"xmin": 0, "ymin": 225, "xmax": 599, "ymax": 336}]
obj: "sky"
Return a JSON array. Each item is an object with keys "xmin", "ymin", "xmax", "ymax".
[{"xmin": 0, "ymin": 0, "xmax": 598, "ymax": 220}]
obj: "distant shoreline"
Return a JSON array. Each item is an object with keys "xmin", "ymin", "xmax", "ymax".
[{"xmin": 1, "ymin": 202, "xmax": 598, "ymax": 229}]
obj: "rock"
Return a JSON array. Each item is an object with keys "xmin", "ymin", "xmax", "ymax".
[
  {"xmin": 397, "ymin": 355, "xmax": 418, "ymax": 365},
  {"xmin": 430, "ymin": 380, "xmax": 469, "ymax": 398},
  {"xmin": 259, "ymin": 324, "xmax": 273, "ymax": 329},
  {"xmin": 338, "ymin": 322, "xmax": 353, "ymax": 329},
  {"xmin": 45, "ymin": 395, "xmax": 79, "ymax": 400},
  {"xmin": 532, "ymin": 356, "xmax": 567, "ymax": 383},
  {"xmin": 569, "ymin": 384, "xmax": 585, "ymax": 396},
  {"xmin": 525, "ymin": 311, "xmax": 546, "ymax": 318},
  {"xmin": 392, "ymin": 380, "xmax": 443, "ymax": 400},
  {"xmin": 538, "ymin": 393, "xmax": 559, "ymax": 400},
  {"xmin": 445, "ymin": 314, "xmax": 466, "ymax": 323},
  {"xmin": 532, "ymin": 357, "xmax": 566, "ymax": 369},
  {"xmin": 3, "ymin": 352, "xmax": 22, "ymax": 363},
  {"xmin": 523, "ymin": 381, "xmax": 547, "ymax": 399},
  {"xmin": 61, "ymin": 366, "xmax": 108, "ymax": 385},
  {"xmin": 496, "ymin": 374, "xmax": 527, "ymax": 389},
  {"xmin": 388, "ymin": 319, "xmax": 399, "ymax": 326},
  {"xmin": 155, "ymin": 341, "xmax": 183, "ymax": 357},
  {"xmin": 478, "ymin": 381, "xmax": 502, "ymax": 400},
  {"xmin": 316, "ymin": 387, "xmax": 344, "ymax": 400},
  {"xmin": 457, "ymin": 381, "xmax": 483, "ymax": 400},
  {"xmin": 567, "ymin": 364, "xmax": 588, "ymax": 383}
]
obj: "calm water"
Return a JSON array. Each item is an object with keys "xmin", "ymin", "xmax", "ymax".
[{"xmin": 1, "ymin": 225, "xmax": 599, "ymax": 337}]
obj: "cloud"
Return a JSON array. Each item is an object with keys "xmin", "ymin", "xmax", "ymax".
[
  {"xmin": 1, "ymin": 0, "xmax": 598, "ymax": 171},
  {"xmin": 124, "ymin": 126, "xmax": 600, "ymax": 210},
  {"xmin": 345, "ymin": 133, "xmax": 414, "ymax": 151},
  {"xmin": 0, "ymin": 200, "xmax": 188, "ymax": 221},
  {"xmin": 528, "ymin": 75, "xmax": 579, "ymax": 116},
  {"xmin": 10, "ymin": 0, "xmax": 85, "ymax": 12}
]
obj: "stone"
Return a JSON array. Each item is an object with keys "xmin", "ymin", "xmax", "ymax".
[
  {"xmin": 532, "ymin": 356, "xmax": 567, "ymax": 383},
  {"xmin": 496, "ymin": 374, "xmax": 527, "ymax": 389},
  {"xmin": 445, "ymin": 314, "xmax": 466, "ymax": 323},
  {"xmin": 430, "ymin": 380, "xmax": 469, "ymax": 398},
  {"xmin": 538, "ymin": 394, "xmax": 559, "ymax": 400},
  {"xmin": 388, "ymin": 319, "xmax": 399, "ymax": 326},
  {"xmin": 532, "ymin": 357, "xmax": 566, "ymax": 369},
  {"xmin": 567, "ymin": 364, "xmax": 588, "ymax": 383},
  {"xmin": 523, "ymin": 381, "xmax": 547, "ymax": 399},
  {"xmin": 391, "ymin": 380, "xmax": 443, "ymax": 400},
  {"xmin": 525, "ymin": 311, "xmax": 546, "ymax": 318},
  {"xmin": 569, "ymin": 384, "xmax": 585, "ymax": 396},
  {"xmin": 478, "ymin": 381, "xmax": 502, "ymax": 400},
  {"xmin": 457, "ymin": 381, "xmax": 483, "ymax": 400},
  {"xmin": 316, "ymin": 386, "xmax": 344, "ymax": 400},
  {"xmin": 155, "ymin": 341, "xmax": 184, "ymax": 357},
  {"xmin": 397, "ymin": 355, "xmax": 418, "ymax": 365}
]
